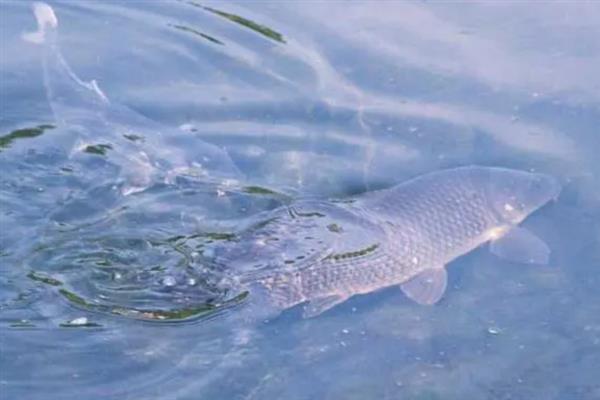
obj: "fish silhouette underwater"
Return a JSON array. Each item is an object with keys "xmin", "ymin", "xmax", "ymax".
[{"xmin": 213, "ymin": 166, "xmax": 560, "ymax": 318}]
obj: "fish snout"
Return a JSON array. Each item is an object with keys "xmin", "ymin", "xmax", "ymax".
[{"xmin": 485, "ymin": 169, "xmax": 561, "ymax": 224}]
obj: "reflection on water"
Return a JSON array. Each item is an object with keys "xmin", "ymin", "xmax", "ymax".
[{"xmin": 1, "ymin": 1, "xmax": 599, "ymax": 399}]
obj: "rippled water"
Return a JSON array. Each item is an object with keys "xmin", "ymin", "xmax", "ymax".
[{"xmin": 1, "ymin": 1, "xmax": 599, "ymax": 399}]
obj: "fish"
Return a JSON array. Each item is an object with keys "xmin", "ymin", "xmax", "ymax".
[
  {"xmin": 214, "ymin": 166, "xmax": 561, "ymax": 318},
  {"xmin": 23, "ymin": 2, "xmax": 241, "ymax": 195},
  {"xmin": 22, "ymin": 4, "xmax": 561, "ymax": 322}
]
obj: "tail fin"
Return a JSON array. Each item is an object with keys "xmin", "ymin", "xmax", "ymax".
[
  {"xmin": 21, "ymin": 1, "xmax": 240, "ymax": 195},
  {"xmin": 22, "ymin": 2, "xmax": 58, "ymax": 45},
  {"xmin": 23, "ymin": 1, "xmax": 110, "ymax": 125}
]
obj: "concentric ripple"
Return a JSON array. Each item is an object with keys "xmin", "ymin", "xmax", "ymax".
[{"xmin": 25, "ymin": 225, "xmax": 242, "ymax": 321}]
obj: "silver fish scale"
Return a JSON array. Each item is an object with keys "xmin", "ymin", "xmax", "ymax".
[
  {"xmin": 250, "ymin": 167, "xmax": 502, "ymax": 311},
  {"xmin": 370, "ymin": 167, "xmax": 499, "ymax": 274}
]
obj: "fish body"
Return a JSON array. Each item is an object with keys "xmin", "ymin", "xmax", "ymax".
[
  {"xmin": 217, "ymin": 166, "xmax": 560, "ymax": 317},
  {"xmin": 24, "ymin": 4, "xmax": 561, "ymax": 320}
]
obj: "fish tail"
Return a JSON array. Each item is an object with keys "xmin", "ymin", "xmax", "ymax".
[
  {"xmin": 22, "ymin": 2, "xmax": 58, "ymax": 45},
  {"xmin": 24, "ymin": 2, "xmax": 110, "ymax": 127},
  {"xmin": 22, "ymin": 2, "xmax": 240, "ymax": 196}
]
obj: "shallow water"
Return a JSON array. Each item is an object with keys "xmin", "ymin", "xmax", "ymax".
[{"xmin": 1, "ymin": 1, "xmax": 599, "ymax": 399}]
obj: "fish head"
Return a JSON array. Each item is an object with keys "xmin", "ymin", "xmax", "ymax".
[{"xmin": 485, "ymin": 168, "xmax": 561, "ymax": 225}]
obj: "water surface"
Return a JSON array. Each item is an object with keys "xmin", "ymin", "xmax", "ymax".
[{"xmin": 1, "ymin": 1, "xmax": 599, "ymax": 399}]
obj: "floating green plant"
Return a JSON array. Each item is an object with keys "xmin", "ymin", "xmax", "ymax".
[
  {"xmin": 57, "ymin": 287, "xmax": 248, "ymax": 322},
  {"xmin": 0, "ymin": 124, "xmax": 55, "ymax": 150},
  {"xmin": 327, "ymin": 223, "xmax": 343, "ymax": 233},
  {"xmin": 169, "ymin": 23, "xmax": 224, "ymax": 45},
  {"xmin": 192, "ymin": 3, "xmax": 285, "ymax": 43},
  {"xmin": 202, "ymin": 232, "xmax": 236, "ymax": 241},
  {"xmin": 122, "ymin": 133, "xmax": 144, "ymax": 142},
  {"xmin": 84, "ymin": 143, "xmax": 112, "ymax": 156},
  {"xmin": 243, "ymin": 186, "xmax": 279, "ymax": 195},
  {"xmin": 27, "ymin": 271, "xmax": 63, "ymax": 286},
  {"xmin": 58, "ymin": 289, "xmax": 87, "ymax": 306}
]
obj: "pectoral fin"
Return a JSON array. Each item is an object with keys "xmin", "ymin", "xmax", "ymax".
[
  {"xmin": 303, "ymin": 295, "xmax": 347, "ymax": 318},
  {"xmin": 400, "ymin": 267, "xmax": 447, "ymax": 305},
  {"xmin": 489, "ymin": 226, "xmax": 550, "ymax": 265}
]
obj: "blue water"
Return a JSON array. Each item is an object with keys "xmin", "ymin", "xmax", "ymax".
[{"xmin": 1, "ymin": 1, "xmax": 599, "ymax": 399}]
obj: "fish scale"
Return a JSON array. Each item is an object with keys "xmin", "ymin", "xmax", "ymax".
[{"xmin": 221, "ymin": 166, "xmax": 560, "ymax": 317}]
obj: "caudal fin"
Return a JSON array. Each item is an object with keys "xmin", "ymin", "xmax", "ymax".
[
  {"xmin": 22, "ymin": 2, "xmax": 58, "ymax": 44},
  {"xmin": 23, "ymin": 1, "xmax": 110, "ymax": 123},
  {"xmin": 21, "ymin": 1, "xmax": 240, "ymax": 196}
]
